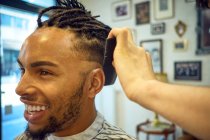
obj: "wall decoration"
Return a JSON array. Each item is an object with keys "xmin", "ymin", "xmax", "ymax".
[
  {"xmin": 174, "ymin": 40, "xmax": 188, "ymax": 51},
  {"xmin": 151, "ymin": 22, "xmax": 165, "ymax": 35},
  {"xmin": 140, "ymin": 39, "xmax": 163, "ymax": 73},
  {"xmin": 196, "ymin": 8, "xmax": 210, "ymax": 55},
  {"xmin": 174, "ymin": 61, "xmax": 202, "ymax": 81},
  {"xmin": 135, "ymin": 1, "xmax": 150, "ymax": 25},
  {"xmin": 154, "ymin": 0, "xmax": 174, "ymax": 20},
  {"xmin": 185, "ymin": 0, "xmax": 195, "ymax": 2},
  {"xmin": 111, "ymin": 0, "xmax": 131, "ymax": 21},
  {"xmin": 175, "ymin": 20, "xmax": 187, "ymax": 37}
]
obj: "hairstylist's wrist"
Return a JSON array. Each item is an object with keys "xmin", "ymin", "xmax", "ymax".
[{"xmin": 129, "ymin": 79, "xmax": 160, "ymax": 108}]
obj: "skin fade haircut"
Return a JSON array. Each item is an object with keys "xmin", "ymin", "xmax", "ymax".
[
  {"xmin": 37, "ymin": 0, "xmax": 111, "ymax": 65},
  {"xmin": 18, "ymin": 0, "xmax": 111, "ymax": 139}
]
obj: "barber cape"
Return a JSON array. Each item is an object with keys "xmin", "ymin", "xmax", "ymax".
[{"xmin": 15, "ymin": 112, "xmax": 136, "ymax": 140}]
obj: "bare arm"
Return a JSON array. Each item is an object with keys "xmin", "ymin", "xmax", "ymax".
[
  {"xmin": 142, "ymin": 80, "xmax": 210, "ymax": 139},
  {"xmin": 108, "ymin": 28, "xmax": 210, "ymax": 139}
]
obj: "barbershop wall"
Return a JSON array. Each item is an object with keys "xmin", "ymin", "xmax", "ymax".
[{"xmin": 81, "ymin": 0, "xmax": 210, "ymax": 139}]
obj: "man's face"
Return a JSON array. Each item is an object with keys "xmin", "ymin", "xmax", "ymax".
[{"xmin": 16, "ymin": 27, "xmax": 95, "ymax": 138}]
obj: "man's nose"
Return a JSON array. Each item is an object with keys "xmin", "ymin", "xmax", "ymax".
[{"xmin": 15, "ymin": 72, "xmax": 35, "ymax": 96}]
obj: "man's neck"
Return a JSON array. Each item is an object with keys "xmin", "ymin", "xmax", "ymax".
[{"xmin": 53, "ymin": 104, "xmax": 97, "ymax": 137}]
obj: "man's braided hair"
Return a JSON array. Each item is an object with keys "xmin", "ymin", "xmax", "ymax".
[{"xmin": 37, "ymin": 0, "xmax": 111, "ymax": 65}]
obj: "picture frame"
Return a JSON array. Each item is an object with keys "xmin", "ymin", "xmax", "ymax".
[
  {"xmin": 140, "ymin": 39, "xmax": 163, "ymax": 73},
  {"xmin": 185, "ymin": 0, "xmax": 195, "ymax": 3},
  {"xmin": 174, "ymin": 61, "xmax": 202, "ymax": 81},
  {"xmin": 154, "ymin": 0, "xmax": 174, "ymax": 20},
  {"xmin": 111, "ymin": 0, "xmax": 131, "ymax": 21},
  {"xmin": 151, "ymin": 22, "xmax": 165, "ymax": 35},
  {"xmin": 135, "ymin": 1, "xmax": 150, "ymax": 25},
  {"xmin": 196, "ymin": 8, "xmax": 210, "ymax": 55},
  {"xmin": 175, "ymin": 20, "xmax": 187, "ymax": 38},
  {"xmin": 174, "ymin": 40, "xmax": 188, "ymax": 51}
]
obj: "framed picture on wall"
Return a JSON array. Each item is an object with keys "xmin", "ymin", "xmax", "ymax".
[
  {"xmin": 174, "ymin": 61, "xmax": 202, "ymax": 81},
  {"xmin": 140, "ymin": 39, "xmax": 163, "ymax": 73},
  {"xmin": 111, "ymin": 0, "xmax": 131, "ymax": 21},
  {"xmin": 154, "ymin": 0, "xmax": 174, "ymax": 20},
  {"xmin": 174, "ymin": 40, "xmax": 188, "ymax": 51},
  {"xmin": 151, "ymin": 22, "xmax": 165, "ymax": 35},
  {"xmin": 185, "ymin": 0, "xmax": 195, "ymax": 2},
  {"xmin": 196, "ymin": 8, "xmax": 210, "ymax": 54},
  {"xmin": 135, "ymin": 1, "xmax": 150, "ymax": 25}
]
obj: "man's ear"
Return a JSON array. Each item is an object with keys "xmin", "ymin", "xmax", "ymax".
[{"xmin": 84, "ymin": 68, "xmax": 105, "ymax": 98}]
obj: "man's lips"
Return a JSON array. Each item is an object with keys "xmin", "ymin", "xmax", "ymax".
[
  {"xmin": 24, "ymin": 104, "xmax": 49, "ymax": 123},
  {"xmin": 25, "ymin": 104, "xmax": 48, "ymax": 113},
  {"xmin": 20, "ymin": 98, "xmax": 49, "ymax": 123},
  {"xmin": 20, "ymin": 97, "xmax": 50, "ymax": 111}
]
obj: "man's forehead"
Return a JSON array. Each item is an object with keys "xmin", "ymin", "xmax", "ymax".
[
  {"xmin": 31, "ymin": 27, "xmax": 76, "ymax": 41},
  {"xmin": 23, "ymin": 27, "xmax": 79, "ymax": 51},
  {"xmin": 20, "ymin": 28, "xmax": 81, "ymax": 60}
]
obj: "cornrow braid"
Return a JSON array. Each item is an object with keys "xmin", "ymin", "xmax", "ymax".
[
  {"xmin": 37, "ymin": 0, "xmax": 111, "ymax": 39},
  {"xmin": 57, "ymin": 0, "xmax": 85, "ymax": 9},
  {"xmin": 36, "ymin": 0, "xmax": 111, "ymax": 65}
]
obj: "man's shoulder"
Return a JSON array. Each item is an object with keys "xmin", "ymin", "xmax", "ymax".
[
  {"xmin": 15, "ymin": 133, "xmax": 30, "ymax": 140},
  {"xmin": 92, "ymin": 119, "xmax": 136, "ymax": 140},
  {"xmin": 15, "ymin": 133, "xmax": 48, "ymax": 140}
]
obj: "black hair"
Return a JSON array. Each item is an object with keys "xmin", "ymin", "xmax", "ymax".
[{"xmin": 37, "ymin": 0, "xmax": 111, "ymax": 65}]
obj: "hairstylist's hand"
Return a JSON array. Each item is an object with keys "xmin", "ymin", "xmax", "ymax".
[
  {"xmin": 108, "ymin": 28, "xmax": 156, "ymax": 101},
  {"xmin": 108, "ymin": 28, "xmax": 210, "ymax": 140}
]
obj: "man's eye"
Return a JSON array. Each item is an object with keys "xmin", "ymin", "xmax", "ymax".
[
  {"xmin": 40, "ymin": 70, "xmax": 51, "ymax": 76},
  {"xmin": 19, "ymin": 68, "xmax": 25, "ymax": 76}
]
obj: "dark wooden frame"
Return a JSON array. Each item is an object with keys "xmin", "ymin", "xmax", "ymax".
[
  {"xmin": 196, "ymin": 8, "xmax": 210, "ymax": 55},
  {"xmin": 174, "ymin": 61, "xmax": 202, "ymax": 81},
  {"xmin": 185, "ymin": 0, "xmax": 195, "ymax": 3},
  {"xmin": 135, "ymin": 1, "xmax": 150, "ymax": 25}
]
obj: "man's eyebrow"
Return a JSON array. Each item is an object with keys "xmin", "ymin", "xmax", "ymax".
[
  {"xmin": 16, "ymin": 59, "xmax": 58, "ymax": 67},
  {"xmin": 30, "ymin": 61, "xmax": 58, "ymax": 67}
]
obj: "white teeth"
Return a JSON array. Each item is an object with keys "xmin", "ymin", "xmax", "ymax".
[
  {"xmin": 37, "ymin": 106, "xmax": 41, "ymax": 111},
  {"xmin": 41, "ymin": 106, "xmax": 46, "ymax": 110},
  {"xmin": 25, "ymin": 104, "xmax": 47, "ymax": 112},
  {"xmin": 28, "ymin": 106, "xmax": 32, "ymax": 112}
]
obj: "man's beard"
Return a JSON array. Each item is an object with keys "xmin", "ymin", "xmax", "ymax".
[{"xmin": 25, "ymin": 82, "xmax": 84, "ymax": 140}]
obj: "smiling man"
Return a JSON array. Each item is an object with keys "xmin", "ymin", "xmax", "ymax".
[{"xmin": 15, "ymin": 0, "xmax": 135, "ymax": 140}]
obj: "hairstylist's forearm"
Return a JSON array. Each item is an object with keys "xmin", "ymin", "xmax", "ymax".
[{"xmin": 137, "ymin": 80, "xmax": 210, "ymax": 139}]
